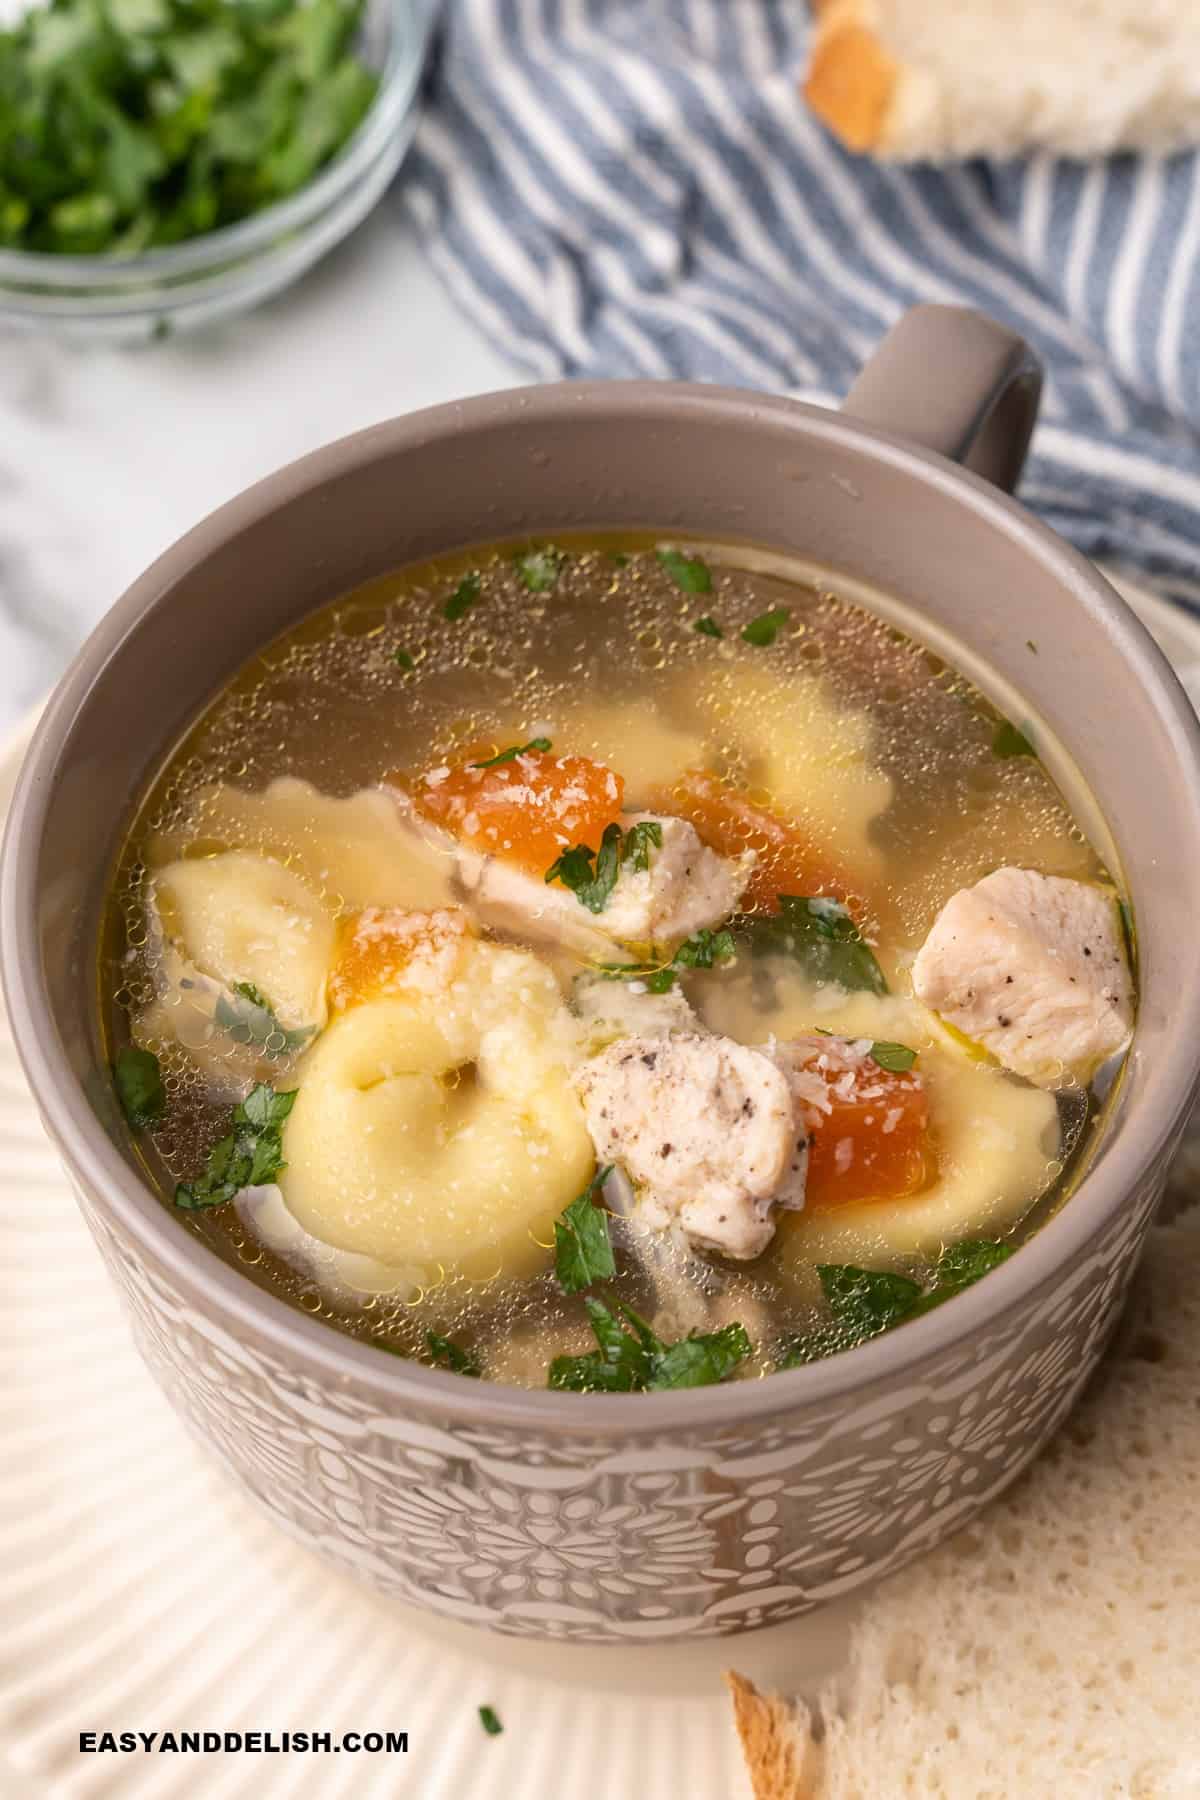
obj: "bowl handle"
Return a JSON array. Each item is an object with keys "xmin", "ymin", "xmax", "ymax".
[{"xmin": 841, "ymin": 304, "xmax": 1043, "ymax": 494}]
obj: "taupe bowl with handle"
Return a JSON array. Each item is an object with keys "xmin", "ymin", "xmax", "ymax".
[{"xmin": 5, "ymin": 306, "xmax": 1200, "ymax": 1644}]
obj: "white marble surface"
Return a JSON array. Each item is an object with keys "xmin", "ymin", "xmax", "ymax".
[{"xmin": 0, "ymin": 204, "xmax": 517, "ymax": 733}]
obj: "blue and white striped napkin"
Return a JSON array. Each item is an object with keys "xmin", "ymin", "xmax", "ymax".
[{"xmin": 402, "ymin": 0, "xmax": 1200, "ymax": 608}]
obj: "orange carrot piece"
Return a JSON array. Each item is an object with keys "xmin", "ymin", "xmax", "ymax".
[
  {"xmin": 788, "ymin": 1036, "xmax": 930, "ymax": 1209},
  {"xmin": 652, "ymin": 769, "xmax": 853, "ymax": 914},
  {"xmin": 400, "ymin": 745, "xmax": 625, "ymax": 874},
  {"xmin": 328, "ymin": 907, "xmax": 472, "ymax": 1011}
]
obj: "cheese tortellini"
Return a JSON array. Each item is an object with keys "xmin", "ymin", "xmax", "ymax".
[
  {"xmin": 148, "ymin": 776, "xmax": 456, "ymax": 912},
  {"xmin": 137, "ymin": 851, "xmax": 335, "ymax": 1087},
  {"xmin": 152, "ymin": 851, "xmax": 335, "ymax": 1031},
  {"xmin": 684, "ymin": 664, "xmax": 893, "ymax": 879},
  {"xmin": 278, "ymin": 939, "xmax": 594, "ymax": 1282}
]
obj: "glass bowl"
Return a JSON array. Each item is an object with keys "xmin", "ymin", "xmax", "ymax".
[{"xmin": 0, "ymin": 0, "xmax": 435, "ymax": 343}]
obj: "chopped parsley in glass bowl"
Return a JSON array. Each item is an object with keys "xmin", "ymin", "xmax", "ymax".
[{"xmin": 0, "ymin": 0, "xmax": 433, "ymax": 339}]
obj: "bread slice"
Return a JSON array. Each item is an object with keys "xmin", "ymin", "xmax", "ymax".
[
  {"xmin": 804, "ymin": 0, "xmax": 1200, "ymax": 161},
  {"xmin": 725, "ymin": 1672, "xmax": 822, "ymax": 1800},
  {"xmin": 727, "ymin": 1213, "xmax": 1200, "ymax": 1795}
]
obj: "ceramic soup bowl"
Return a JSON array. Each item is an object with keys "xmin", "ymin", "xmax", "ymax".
[{"xmin": 5, "ymin": 306, "xmax": 1200, "ymax": 1644}]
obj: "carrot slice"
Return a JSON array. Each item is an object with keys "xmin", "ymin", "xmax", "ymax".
[
  {"xmin": 785, "ymin": 1035, "xmax": 930, "ymax": 1209},
  {"xmin": 652, "ymin": 770, "xmax": 853, "ymax": 914},
  {"xmin": 400, "ymin": 745, "xmax": 625, "ymax": 874},
  {"xmin": 328, "ymin": 907, "xmax": 472, "ymax": 1011}
]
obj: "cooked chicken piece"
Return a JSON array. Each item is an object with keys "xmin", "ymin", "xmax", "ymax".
[
  {"xmin": 456, "ymin": 847, "xmax": 620, "ymax": 959},
  {"xmin": 601, "ymin": 813, "xmax": 754, "ymax": 945},
  {"xmin": 572, "ymin": 970, "xmax": 700, "ymax": 1050},
  {"xmin": 459, "ymin": 811, "xmax": 753, "ymax": 957},
  {"xmin": 575, "ymin": 1034, "xmax": 804, "ymax": 1260},
  {"xmin": 912, "ymin": 867, "xmax": 1133, "ymax": 1086}
]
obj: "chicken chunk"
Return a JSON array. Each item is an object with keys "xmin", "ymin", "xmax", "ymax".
[
  {"xmin": 601, "ymin": 813, "xmax": 754, "ymax": 945},
  {"xmin": 456, "ymin": 847, "xmax": 621, "ymax": 959},
  {"xmin": 575, "ymin": 1034, "xmax": 805, "ymax": 1259},
  {"xmin": 912, "ymin": 867, "xmax": 1133, "ymax": 1086},
  {"xmin": 459, "ymin": 811, "xmax": 753, "ymax": 956}
]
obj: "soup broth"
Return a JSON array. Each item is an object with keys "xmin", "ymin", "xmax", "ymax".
[{"xmin": 102, "ymin": 538, "xmax": 1134, "ymax": 1390}]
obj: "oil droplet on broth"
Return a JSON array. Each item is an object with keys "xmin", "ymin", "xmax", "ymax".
[{"xmin": 103, "ymin": 537, "xmax": 1118, "ymax": 1386}]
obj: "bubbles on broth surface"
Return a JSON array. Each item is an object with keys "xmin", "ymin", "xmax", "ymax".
[{"xmin": 102, "ymin": 537, "xmax": 1119, "ymax": 1387}]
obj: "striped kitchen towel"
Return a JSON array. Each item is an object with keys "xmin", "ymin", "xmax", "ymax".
[{"xmin": 402, "ymin": 0, "xmax": 1200, "ymax": 607}]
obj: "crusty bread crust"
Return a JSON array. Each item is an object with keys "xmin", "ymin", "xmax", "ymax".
[
  {"xmin": 724, "ymin": 1671, "xmax": 822, "ymax": 1800},
  {"xmin": 804, "ymin": 2, "xmax": 898, "ymax": 155},
  {"xmin": 802, "ymin": 0, "xmax": 1200, "ymax": 161}
]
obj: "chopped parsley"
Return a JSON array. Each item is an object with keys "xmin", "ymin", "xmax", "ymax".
[
  {"xmin": 514, "ymin": 546, "xmax": 566, "ymax": 591},
  {"xmin": 741, "ymin": 607, "xmax": 790, "ymax": 647},
  {"xmin": 444, "ymin": 573, "xmax": 482, "ymax": 621},
  {"xmin": 607, "ymin": 551, "xmax": 630, "ymax": 567},
  {"xmin": 394, "ymin": 648, "xmax": 415, "ymax": 671},
  {"xmin": 673, "ymin": 926, "xmax": 736, "ymax": 970},
  {"xmin": 656, "ymin": 547, "xmax": 712, "ymax": 594},
  {"xmin": 545, "ymin": 820, "xmax": 663, "ymax": 914},
  {"xmin": 214, "ymin": 981, "xmax": 314, "ymax": 1058},
  {"xmin": 0, "ymin": 0, "xmax": 378, "ymax": 257},
  {"xmin": 693, "ymin": 615, "xmax": 723, "ymax": 639},
  {"xmin": 597, "ymin": 927, "xmax": 736, "ymax": 993},
  {"xmin": 549, "ymin": 1298, "xmax": 752, "ymax": 1393},
  {"xmin": 173, "ymin": 1083, "xmax": 296, "ymax": 1211},
  {"xmin": 478, "ymin": 1706, "xmax": 503, "ymax": 1737},
  {"xmin": 425, "ymin": 1331, "xmax": 481, "ymax": 1378},
  {"xmin": 780, "ymin": 1239, "xmax": 1015, "ymax": 1366},
  {"xmin": 113, "ymin": 1045, "xmax": 165, "ymax": 1130},
  {"xmin": 553, "ymin": 1167, "xmax": 615, "ymax": 1293},
  {"xmin": 868, "ymin": 1039, "xmax": 917, "ymax": 1072},
  {"xmin": 992, "ymin": 719, "xmax": 1037, "ymax": 759},
  {"xmin": 734, "ymin": 895, "xmax": 887, "ymax": 995},
  {"xmin": 620, "ymin": 818, "xmax": 663, "ymax": 873},
  {"xmin": 471, "ymin": 736, "xmax": 552, "ymax": 769}
]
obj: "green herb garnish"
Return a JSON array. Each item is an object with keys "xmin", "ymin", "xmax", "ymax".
[
  {"xmin": 426, "ymin": 1330, "xmax": 481, "ymax": 1378},
  {"xmin": 620, "ymin": 818, "xmax": 663, "ymax": 873},
  {"xmin": 607, "ymin": 551, "xmax": 629, "ymax": 567},
  {"xmin": 548, "ymin": 1298, "xmax": 751, "ymax": 1393},
  {"xmin": 0, "ymin": 0, "xmax": 378, "ymax": 257},
  {"xmin": 596, "ymin": 927, "xmax": 737, "ymax": 993},
  {"xmin": 444, "ymin": 573, "xmax": 482, "ymax": 621},
  {"xmin": 780, "ymin": 1239, "xmax": 1015, "ymax": 1366},
  {"xmin": 173, "ymin": 1083, "xmax": 296, "ymax": 1211},
  {"xmin": 554, "ymin": 1167, "xmax": 615, "ymax": 1293},
  {"xmin": 734, "ymin": 895, "xmax": 887, "ymax": 995},
  {"xmin": 1026, "ymin": 639, "xmax": 1038, "ymax": 654},
  {"xmin": 741, "ymin": 607, "xmax": 790, "ymax": 646},
  {"xmin": 471, "ymin": 737, "xmax": 552, "ymax": 769},
  {"xmin": 214, "ymin": 981, "xmax": 313, "ymax": 1059},
  {"xmin": 394, "ymin": 648, "xmax": 415, "ymax": 671},
  {"xmin": 908, "ymin": 1238, "xmax": 1015, "ymax": 1314},
  {"xmin": 868, "ymin": 1039, "xmax": 917, "ymax": 1072},
  {"xmin": 817, "ymin": 1263, "xmax": 922, "ymax": 1336},
  {"xmin": 514, "ymin": 546, "xmax": 566, "ymax": 592},
  {"xmin": 113, "ymin": 1045, "xmax": 165, "ymax": 1130},
  {"xmin": 693, "ymin": 615, "xmax": 723, "ymax": 639},
  {"xmin": 545, "ymin": 820, "xmax": 664, "ymax": 914},
  {"xmin": 673, "ymin": 926, "xmax": 735, "ymax": 969},
  {"xmin": 656, "ymin": 547, "xmax": 712, "ymax": 594},
  {"xmin": 992, "ymin": 719, "xmax": 1037, "ymax": 759},
  {"xmin": 478, "ymin": 1706, "xmax": 503, "ymax": 1737}
]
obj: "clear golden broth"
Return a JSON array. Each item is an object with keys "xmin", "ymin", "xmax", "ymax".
[{"xmin": 101, "ymin": 536, "xmax": 1122, "ymax": 1385}]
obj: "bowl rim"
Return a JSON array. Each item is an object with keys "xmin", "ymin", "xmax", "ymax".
[
  {"xmin": 6, "ymin": 378, "xmax": 1200, "ymax": 1438},
  {"xmin": 0, "ymin": 0, "xmax": 430, "ymax": 291}
]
